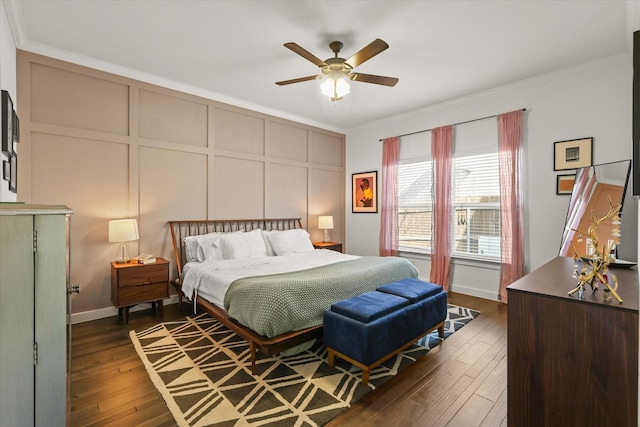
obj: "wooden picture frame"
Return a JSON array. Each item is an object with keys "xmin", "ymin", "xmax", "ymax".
[
  {"xmin": 352, "ymin": 171, "xmax": 377, "ymax": 213},
  {"xmin": 1, "ymin": 90, "xmax": 12, "ymax": 156},
  {"xmin": 556, "ymin": 173, "xmax": 576, "ymax": 195},
  {"xmin": 554, "ymin": 137, "xmax": 592, "ymax": 171}
]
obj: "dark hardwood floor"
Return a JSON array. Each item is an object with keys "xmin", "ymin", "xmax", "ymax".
[{"xmin": 69, "ymin": 292, "xmax": 507, "ymax": 426}]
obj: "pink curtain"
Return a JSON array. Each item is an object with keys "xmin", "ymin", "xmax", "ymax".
[
  {"xmin": 558, "ymin": 167, "xmax": 596, "ymax": 256},
  {"xmin": 380, "ymin": 137, "xmax": 400, "ymax": 256},
  {"xmin": 497, "ymin": 110, "xmax": 524, "ymax": 303},
  {"xmin": 430, "ymin": 126, "xmax": 453, "ymax": 290}
]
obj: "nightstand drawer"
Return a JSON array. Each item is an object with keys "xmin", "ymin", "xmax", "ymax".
[
  {"xmin": 118, "ymin": 264, "xmax": 168, "ymax": 287},
  {"xmin": 118, "ymin": 282, "xmax": 168, "ymax": 305}
]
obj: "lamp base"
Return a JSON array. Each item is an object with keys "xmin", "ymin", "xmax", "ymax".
[
  {"xmin": 323, "ymin": 229, "xmax": 330, "ymax": 243},
  {"xmin": 116, "ymin": 242, "xmax": 130, "ymax": 264}
]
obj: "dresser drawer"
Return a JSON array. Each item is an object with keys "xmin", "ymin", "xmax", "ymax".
[
  {"xmin": 117, "ymin": 264, "xmax": 168, "ymax": 287},
  {"xmin": 118, "ymin": 282, "xmax": 168, "ymax": 306}
]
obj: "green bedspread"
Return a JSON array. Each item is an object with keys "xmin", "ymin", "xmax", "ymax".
[{"xmin": 223, "ymin": 256, "xmax": 419, "ymax": 338}]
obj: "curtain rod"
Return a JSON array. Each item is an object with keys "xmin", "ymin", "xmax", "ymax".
[{"xmin": 379, "ymin": 108, "xmax": 527, "ymax": 141}]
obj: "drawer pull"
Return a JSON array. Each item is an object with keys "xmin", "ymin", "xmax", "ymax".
[{"xmin": 138, "ymin": 281, "xmax": 153, "ymax": 286}]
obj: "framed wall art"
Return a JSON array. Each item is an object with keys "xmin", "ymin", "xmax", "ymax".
[
  {"xmin": 352, "ymin": 171, "xmax": 377, "ymax": 213},
  {"xmin": 554, "ymin": 137, "xmax": 592, "ymax": 171},
  {"xmin": 1, "ymin": 90, "xmax": 12, "ymax": 156},
  {"xmin": 556, "ymin": 173, "xmax": 576, "ymax": 195},
  {"xmin": 8, "ymin": 153, "xmax": 16, "ymax": 193}
]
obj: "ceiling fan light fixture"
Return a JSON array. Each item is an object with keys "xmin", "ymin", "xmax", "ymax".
[
  {"xmin": 320, "ymin": 72, "xmax": 350, "ymax": 101},
  {"xmin": 277, "ymin": 39, "xmax": 397, "ymax": 102}
]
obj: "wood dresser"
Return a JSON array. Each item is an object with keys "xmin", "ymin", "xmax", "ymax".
[{"xmin": 507, "ymin": 256, "xmax": 638, "ymax": 426}]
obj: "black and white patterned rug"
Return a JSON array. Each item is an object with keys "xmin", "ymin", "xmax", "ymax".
[{"xmin": 130, "ymin": 304, "xmax": 479, "ymax": 426}]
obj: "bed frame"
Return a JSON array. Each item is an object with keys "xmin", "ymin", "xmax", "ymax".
[{"xmin": 168, "ymin": 218, "xmax": 323, "ymax": 373}]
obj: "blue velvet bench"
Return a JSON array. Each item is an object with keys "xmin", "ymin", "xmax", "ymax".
[{"xmin": 323, "ymin": 278, "xmax": 448, "ymax": 384}]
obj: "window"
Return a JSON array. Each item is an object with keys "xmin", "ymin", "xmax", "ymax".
[
  {"xmin": 398, "ymin": 160, "xmax": 432, "ymax": 252},
  {"xmin": 452, "ymin": 153, "xmax": 501, "ymax": 259}
]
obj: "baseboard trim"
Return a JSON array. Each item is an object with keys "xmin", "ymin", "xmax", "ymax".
[
  {"xmin": 71, "ymin": 287, "xmax": 497, "ymax": 324},
  {"xmin": 450, "ymin": 284, "xmax": 498, "ymax": 301},
  {"xmin": 71, "ymin": 295, "xmax": 179, "ymax": 324}
]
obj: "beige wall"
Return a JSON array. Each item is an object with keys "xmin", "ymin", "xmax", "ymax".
[{"xmin": 17, "ymin": 51, "xmax": 345, "ymax": 315}]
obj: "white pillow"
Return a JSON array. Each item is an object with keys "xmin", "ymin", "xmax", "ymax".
[
  {"xmin": 183, "ymin": 228, "xmax": 253, "ymax": 262},
  {"xmin": 267, "ymin": 228, "xmax": 314, "ymax": 255},
  {"xmin": 261, "ymin": 229, "xmax": 280, "ymax": 256},
  {"xmin": 184, "ymin": 235, "xmax": 205, "ymax": 262},
  {"xmin": 217, "ymin": 228, "xmax": 268, "ymax": 260},
  {"xmin": 195, "ymin": 232, "xmax": 226, "ymax": 262},
  {"xmin": 200, "ymin": 245, "xmax": 221, "ymax": 262}
]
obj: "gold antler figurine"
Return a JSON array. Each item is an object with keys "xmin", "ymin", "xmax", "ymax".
[{"xmin": 567, "ymin": 195, "xmax": 623, "ymax": 304}]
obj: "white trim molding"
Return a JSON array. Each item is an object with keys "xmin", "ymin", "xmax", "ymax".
[{"xmin": 70, "ymin": 295, "xmax": 180, "ymax": 324}]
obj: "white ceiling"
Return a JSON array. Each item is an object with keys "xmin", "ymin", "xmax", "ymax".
[{"xmin": 7, "ymin": 1, "xmax": 638, "ymax": 132}]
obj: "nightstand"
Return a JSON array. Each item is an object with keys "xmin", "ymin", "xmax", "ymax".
[
  {"xmin": 111, "ymin": 257, "xmax": 169, "ymax": 324},
  {"xmin": 313, "ymin": 241, "xmax": 343, "ymax": 253}
]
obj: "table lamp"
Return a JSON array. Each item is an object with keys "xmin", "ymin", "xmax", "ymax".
[
  {"xmin": 318, "ymin": 216, "xmax": 334, "ymax": 243},
  {"xmin": 109, "ymin": 219, "xmax": 139, "ymax": 264}
]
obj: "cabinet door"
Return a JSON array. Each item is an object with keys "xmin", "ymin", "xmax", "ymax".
[
  {"xmin": 0, "ymin": 215, "xmax": 35, "ymax": 426},
  {"xmin": 34, "ymin": 214, "xmax": 67, "ymax": 426}
]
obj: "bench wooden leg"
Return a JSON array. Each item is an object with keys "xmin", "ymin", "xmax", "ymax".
[
  {"xmin": 361, "ymin": 369, "xmax": 370, "ymax": 385},
  {"xmin": 438, "ymin": 324, "xmax": 445, "ymax": 338},
  {"xmin": 327, "ymin": 350, "xmax": 335, "ymax": 368}
]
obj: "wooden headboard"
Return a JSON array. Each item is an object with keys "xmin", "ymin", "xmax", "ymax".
[{"xmin": 168, "ymin": 218, "xmax": 303, "ymax": 281}]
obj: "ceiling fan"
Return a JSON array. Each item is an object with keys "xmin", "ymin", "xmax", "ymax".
[{"xmin": 276, "ymin": 38, "xmax": 399, "ymax": 101}]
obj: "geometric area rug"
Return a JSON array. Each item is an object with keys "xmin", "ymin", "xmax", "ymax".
[{"xmin": 130, "ymin": 304, "xmax": 479, "ymax": 427}]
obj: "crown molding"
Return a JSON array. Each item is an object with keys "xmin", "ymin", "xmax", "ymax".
[
  {"xmin": 3, "ymin": 2, "xmax": 344, "ymax": 134},
  {"xmin": 3, "ymin": 0, "xmax": 25, "ymax": 47},
  {"xmin": 351, "ymin": 52, "xmax": 631, "ymax": 134},
  {"xmin": 20, "ymin": 39, "xmax": 345, "ymax": 133},
  {"xmin": 5, "ymin": 0, "xmax": 629, "ymax": 136},
  {"xmin": 627, "ymin": 1, "xmax": 640, "ymax": 52}
]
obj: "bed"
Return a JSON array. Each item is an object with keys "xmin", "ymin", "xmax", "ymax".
[{"xmin": 168, "ymin": 218, "xmax": 419, "ymax": 373}]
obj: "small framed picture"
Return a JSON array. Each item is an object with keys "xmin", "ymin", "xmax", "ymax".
[
  {"xmin": 8, "ymin": 153, "xmax": 16, "ymax": 193},
  {"xmin": 352, "ymin": 171, "xmax": 377, "ymax": 213},
  {"xmin": 554, "ymin": 137, "xmax": 592, "ymax": 171},
  {"xmin": 1, "ymin": 90, "xmax": 13, "ymax": 156},
  {"xmin": 556, "ymin": 173, "xmax": 576, "ymax": 195},
  {"xmin": 2, "ymin": 159, "xmax": 9, "ymax": 181}
]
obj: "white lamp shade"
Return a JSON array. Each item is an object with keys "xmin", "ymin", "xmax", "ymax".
[
  {"xmin": 320, "ymin": 74, "xmax": 350, "ymax": 100},
  {"xmin": 108, "ymin": 219, "xmax": 139, "ymax": 243},
  {"xmin": 318, "ymin": 216, "xmax": 334, "ymax": 230}
]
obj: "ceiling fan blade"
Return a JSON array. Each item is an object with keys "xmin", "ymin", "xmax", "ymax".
[
  {"xmin": 283, "ymin": 43, "xmax": 327, "ymax": 68},
  {"xmin": 345, "ymin": 39, "xmax": 389, "ymax": 68},
  {"xmin": 350, "ymin": 73, "xmax": 399, "ymax": 87},
  {"xmin": 276, "ymin": 75, "xmax": 322, "ymax": 86}
]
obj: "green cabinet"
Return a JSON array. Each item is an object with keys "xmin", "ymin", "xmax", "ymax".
[{"xmin": 0, "ymin": 204, "xmax": 72, "ymax": 426}]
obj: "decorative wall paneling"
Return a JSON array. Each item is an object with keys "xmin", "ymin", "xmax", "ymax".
[{"xmin": 17, "ymin": 50, "xmax": 345, "ymax": 315}]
